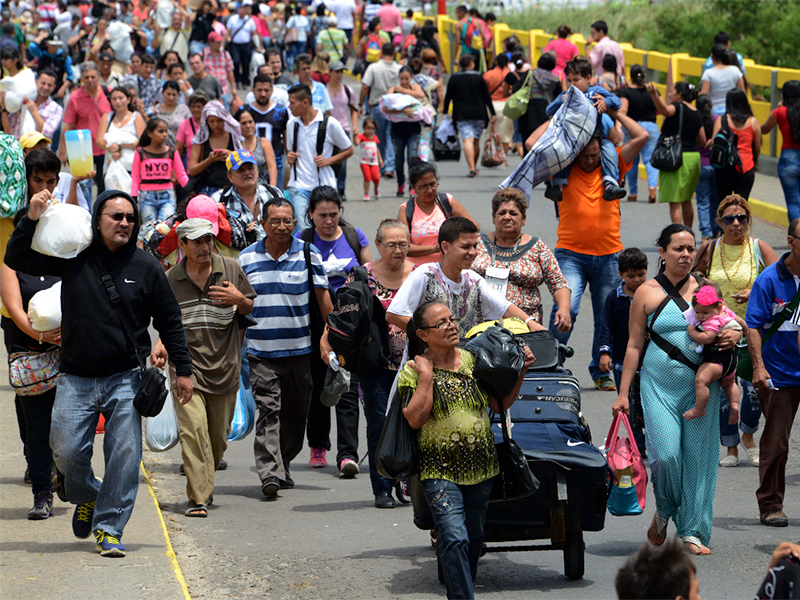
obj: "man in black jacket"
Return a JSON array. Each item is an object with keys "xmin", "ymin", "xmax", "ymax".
[{"xmin": 5, "ymin": 189, "xmax": 193, "ymax": 558}]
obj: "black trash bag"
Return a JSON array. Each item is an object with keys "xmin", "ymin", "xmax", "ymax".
[
  {"xmin": 464, "ymin": 326, "xmax": 526, "ymax": 400},
  {"xmin": 375, "ymin": 389, "xmax": 419, "ymax": 480}
]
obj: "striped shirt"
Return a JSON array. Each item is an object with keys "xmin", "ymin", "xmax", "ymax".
[{"xmin": 238, "ymin": 237, "xmax": 329, "ymax": 359}]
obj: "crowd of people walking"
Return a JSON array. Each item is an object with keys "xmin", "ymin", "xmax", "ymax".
[{"xmin": 1, "ymin": 3, "xmax": 799, "ymax": 599}]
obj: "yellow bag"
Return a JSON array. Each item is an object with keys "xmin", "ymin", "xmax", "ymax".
[{"xmin": 466, "ymin": 317, "xmax": 528, "ymax": 339}]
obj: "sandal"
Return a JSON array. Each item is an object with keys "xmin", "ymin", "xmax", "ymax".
[
  {"xmin": 647, "ymin": 511, "xmax": 668, "ymax": 546},
  {"xmin": 683, "ymin": 536, "xmax": 711, "ymax": 555},
  {"xmin": 184, "ymin": 501, "xmax": 208, "ymax": 518},
  {"xmin": 467, "ymin": 170, "xmax": 477, "ymax": 178}
]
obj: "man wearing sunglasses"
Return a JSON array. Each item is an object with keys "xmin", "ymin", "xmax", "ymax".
[{"xmin": 5, "ymin": 189, "xmax": 194, "ymax": 558}]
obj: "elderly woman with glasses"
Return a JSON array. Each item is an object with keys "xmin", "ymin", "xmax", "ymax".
[
  {"xmin": 397, "ymin": 157, "xmax": 478, "ymax": 266},
  {"xmin": 694, "ymin": 194, "xmax": 778, "ymax": 468},
  {"xmin": 343, "ymin": 218, "xmax": 416, "ymax": 509},
  {"xmin": 400, "ymin": 300, "xmax": 534, "ymax": 599},
  {"xmin": 472, "ymin": 188, "xmax": 572, "ymax": 330}
]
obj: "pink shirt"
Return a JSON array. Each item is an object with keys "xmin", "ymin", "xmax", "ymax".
[
  {"xmin": 131, "ymin": 147, "xmax": 189, "ymax": 196},
  {"xmin": 175, "ymin": 117, "xmax": 199, "ymax": 157},
  {"xmin": 589, "ymin": 36, "xmax": 625, "ymax": 77},
  {"xmin": 543, "ymin": 38, "xmax": 579, "ymax": 79},
  {"xmin": 685, "ymin": 305, "xmax": 738, "ymax": 334},
  {"xmin": 377, "ymin": 4, "xmax": 402, "ymax": 33},
  {"xmin": 403, "ymin": 195, "xmax": 453, "ymax": 266},
  {"xmin": 63, "ymin": 87, "xmax": 112, "ymax": 156}
]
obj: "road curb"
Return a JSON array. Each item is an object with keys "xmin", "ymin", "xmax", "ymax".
[
  {"xmin": 749, "ymin": 197, "xmax": 789, "ymax": 228},
  {"xmin": 141, "ymin": 462, "xmax": 191, "ymax": 600}
]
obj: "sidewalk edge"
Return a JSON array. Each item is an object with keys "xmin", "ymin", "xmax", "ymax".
[
  {"xmin": 140, "ymin": 461, "xmax": 191, "ymax": 600},
  {"xmin": 749, "ymin": 197, "xmax": 789, "ymax": 228}
]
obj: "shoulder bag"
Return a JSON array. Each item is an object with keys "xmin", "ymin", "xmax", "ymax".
[
  {"xmin": 490, "ymin": 392, "xmax": 540, "ymax": 502},
  {"xmin": 100, "ymin": 272, "xmax": 169, "ymax": 417},
  {"xmin": 651, "ymin": 103, "xmax": 684, "ymax": 171},
  {"xmin": 8, "ymin": 346, "xmax": 61, "ymax": 396}
]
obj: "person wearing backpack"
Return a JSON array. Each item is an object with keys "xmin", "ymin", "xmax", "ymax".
[
  {"xmin": 396, "ymin": 158, "xmax": 478, "ymax": 266},
  {"xmin": 710, "ymin": 89, "xmax": 762, "ymax": 201},
  {"xmin": 299, "ymin": 186, "xmax": 372, "ymax": 478},
  {"xmin": 455, "ymin": 5, "xmax": 481, "ymax": 66}
]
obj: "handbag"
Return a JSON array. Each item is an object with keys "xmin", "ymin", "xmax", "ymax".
[
  {"xmin": 375, "ymin": 389, "xmax": 419, "ymax": 480},
  {"xmin": 284, "ymin": 25, "xmax": 298, "ymax": 44},
  {"xmin": 651, "ymin": 103, "xmax": 684, "ymax": 171},
  {"xmin": 738, "ymin": 285, "xmax": 800, "ymax": 382},
  {"xmin": 502, "ymin": 70, "xmax": 533, "ymax": 121},
  {"xmin": 490, "ymin": 394, "xmax": 540, "ymax": 503},
  {"xmin": 481, "ymin": 125, "xmax": 506, "ymax": 168},
  {"xmin": 606, "ymin": 411, "xmax": 647, "ymax": 516},
  {"xmin": 8, "ymin": 347, "xmax": 61, "ymax": 396},
  {"xmin": 100, "ymin": 272, "xmax": 169, "ymax": 418}
]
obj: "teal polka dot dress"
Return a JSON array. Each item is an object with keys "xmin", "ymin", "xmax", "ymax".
[{"xmin": 640, "ymin": 296, "xmax": 721, "ymax": 547}]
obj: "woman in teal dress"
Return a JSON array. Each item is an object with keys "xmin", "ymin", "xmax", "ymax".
[{"xmin": 612, "ymin": 224, "xmax": 743, "ymax": 555}]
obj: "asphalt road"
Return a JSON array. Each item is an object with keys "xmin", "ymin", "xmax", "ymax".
[{"xmin": 142, "ymin": 151, "xmax": 798, "ymax": 600}]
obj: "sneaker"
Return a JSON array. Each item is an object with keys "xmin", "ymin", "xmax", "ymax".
[
  {"xmin": 28, "ymin": 490, "xmax": 53, "ymax": 520},
  {"xmin": 743, "ymin": 444, "xmax": 760, "ymax": 466},
  {"xmin": 394, "ymin": 479, "xmax": 411, "ymax": 505},
  {"xmin": 95, "ymin": 530, "xmax": 126, "ymax": 557},
  {"xmin": 261, "ymin": 476, "xmax": 280, "ymax": 498},
  {"xmin": 544, "ymin": 184, "xmax": 563, "ymax": 202},
  {"xmin": 396, "ymin": 184, "xmax": 404, "ymax": 197},
  {"xmin": 363, "ymin": 194, "xmax": 370, "ymax": 202},
  {"xmin": 308, "ymin": 447, "xmax": 327, "ymax": 468},
  {"xmin": 374, "ymin": 188, "xmax": 381, "ymax": 199},
  {"xmin": 603, "ymin": 184, "xmax": 627, "ymax": 201},
  {"xmin": 72, "ymin": 499, "xmax": 96, "ymax": 539},
  {"xmin": 593, "ymin": 376, "xmax": 617, "ymax": 392},
  {"xmin": 279, "ymin": 476, "xmax": 294, "ymax": 489},
  {"xmin": 339, "ymin": 458, "xmax": 359, "ymax": 478},
  {"xmin": 216, "ymin": 459, "xmax": 228, "ymax": 471}
]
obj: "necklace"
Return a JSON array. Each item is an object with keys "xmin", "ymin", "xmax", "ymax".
[{"xmin": 719, "ymin": 236, "xmax": 755, "ymax": 291}]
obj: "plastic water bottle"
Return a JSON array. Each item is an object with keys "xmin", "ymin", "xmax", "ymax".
[
  {"xmin": 619, "ymin": 475, "xmax": 633, "ymax": 488},
  {"xmin": 64, "ymin": 130, "xmax": 94, "ymax": 177}
]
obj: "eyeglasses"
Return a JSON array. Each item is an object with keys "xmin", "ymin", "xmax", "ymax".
[
  {"xmin": 421, "ymin": 317, "xmax": 458, "ymax": 330},
  {"xmin": 380, "ymin": 242, "xmax": 409, "ymax": 251},
  {"xmin": 415, "ymin": 181, "xmax": 438, "ymax": 193},
  {"xmin": 720, "ymin": 214, "xmax": 750, "ymax": 226},
  {"xmin": 103, "ymin": 212, "xmax": 136, "ymax": 223},
  {"xmin": 266, "ymin": 218, "xmax": 296, "ymax": 227}
]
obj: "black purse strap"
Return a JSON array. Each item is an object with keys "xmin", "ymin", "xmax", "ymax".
[
  {"xmin": 640, "ymin": 273, "xmax": 698, "ymax": 373},
  {"xmin": 677, "ymin": 102, "xmax": 684, "ymax": 138},
  {"xmin": 100, "ymin": 272, "xmax": 146, "ymax": 372}
]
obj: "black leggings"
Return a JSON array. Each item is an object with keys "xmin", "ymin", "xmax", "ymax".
[{"xmin": 714, "ymin": 166, "xmax": 755, "ymax": 200}]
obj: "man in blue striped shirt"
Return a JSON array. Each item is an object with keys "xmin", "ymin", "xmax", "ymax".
[{"xmin": 238, "ymin": 196, "xmax": 333, "ymax": 498}]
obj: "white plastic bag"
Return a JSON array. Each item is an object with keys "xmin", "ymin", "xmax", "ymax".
[
  {"xmin": 104, "ymin": 160, "xmax": 133, "ymax": 195},
  {"xmin": 145, "ymin": 389, "xmax": 179, "ymax": 452},
  {"xmin": 31, "ymin": 201, "xmax": 93, "ymax": 258},
  {"xmin": 106, "ymin": 21, "xmax": 134, "ymax": 63},
  {"xmin": 0, "ymin": 69, "xmax": 37, "ymax": 113},
  {"xmin": 250, "ymin": 50, "xmax": 265, "ymax": 84},
  {"xmin": 103, "ymin": 130, "xmax": 138, "ymax": 172},
  {"xmin": 27, "ymin": 281, "xmax": 62, "ymax": 332}
]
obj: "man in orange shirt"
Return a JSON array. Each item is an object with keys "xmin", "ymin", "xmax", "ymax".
[{"xmin": 548, "ymin": 111, "xmax": 649, "ymax": 391}]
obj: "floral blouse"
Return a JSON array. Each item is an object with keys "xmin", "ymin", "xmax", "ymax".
[
  {"xmin": 344, "ymin": 263, "xmax": 416, "ymax": 370},
  {"xmin": 472, "ymin": 233, "xmax": 568, "ymax": 324}
]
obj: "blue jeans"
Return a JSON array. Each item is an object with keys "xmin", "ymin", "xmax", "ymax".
[
  {"xmin": 720, "ymin": 378, "xmax": 761, "ymax": 447},
  {"xmin": 221, "ymin": 93, "xmax": 232, "ymax": 112},
  {"xmin": 189, "ymin": 41, "xmax": 209, "ymax": 56},
  {"xmin": 552, "ymin": 138, "xmax": 619, "ymax": 188},
  {"xmin": 778, "ymin": 148, "xmax": 800, "ymax": 222},
  {"xmin": 370, "ymin": 105, "xmax": 395, "ymax": 175},
  {"xmin": 696, "ymin": 164, "xmax": 721, "ymax": 238},
  {"xmin": 422, "ymin": 477, "xmax": 495, "ymax": 600},
  {"xmin": 359, "ymin": 369, "xmax": 395, "ymax": 496},
  {"xmin": 139, "ymin": 188, "xmax": 176, "ymax": 226},
  {"xmin": 392, "ymin": 132, "xmax": 419, "ymax": 188},
  {"xmin": 548, "ymin": 248, "xmax": 620, "ymax": 382},
  {"xmin": 50, "ymin": 368, "xmax": 142, "ymax": 538},
  {"xmin": 287, "ymin": 41, "xmax": 305, "ymax": 70},
  {"xmin": 288, "ymin": 187, "xmax": 312, "ymax": 234},
  {"xmin": 275, "ymin": 160, "xmax": 285, "ymax": 190},
  {"xmin": 624, "ymin": 120, "xmax": 659, "ymax": 196}
]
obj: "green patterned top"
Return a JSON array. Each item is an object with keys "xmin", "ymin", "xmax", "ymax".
[{"xmin": 398, "ymin": 349, "xmax": 499, "ymax": 485}]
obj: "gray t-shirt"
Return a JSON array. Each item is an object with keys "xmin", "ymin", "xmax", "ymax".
[
  {"xmin": 700, "ymin": 66, "xmax": 742, "ymax": 108},
  {"xmin": 362, "ymin": 60, "xmax": 402, "ymax": 107},
  {"xmin": 188, "ymin": 74, "xmax": 223, "ymax": 101}
]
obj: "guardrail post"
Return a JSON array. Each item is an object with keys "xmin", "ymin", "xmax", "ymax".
[{"xmin": 770, "ymin": 69, "xmax": 779, "ymax": 157}]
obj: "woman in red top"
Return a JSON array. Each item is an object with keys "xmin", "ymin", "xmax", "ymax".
[
  {"xmin": 711, "ymin": 89, "xmax": 761, "ymax": 201},
  {"xmin": 543, "ymin": 25, "xmax": 579, "ymax": 81},
  {"xmin": 761, "ymin": 80, "xmax": 800, "ymax": 222}
]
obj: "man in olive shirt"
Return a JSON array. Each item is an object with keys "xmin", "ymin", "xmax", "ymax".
[{"xmin": 151, "ymin": 218, "xmax": 256, "ymax": 518}]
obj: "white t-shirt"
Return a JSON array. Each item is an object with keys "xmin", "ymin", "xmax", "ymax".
[
  {"xmin": 700, "ymin": 66, "xmax": 743, "ymax": 108},
  {"xmin": 387, "ymin": 262, "xmax": 510, "ymax": 336},
  {"xmin": 330, "ymin": 0, "xmax": 356, "ymax": 30},
  {"xmin": 227, "ymin": 14, "xmax": 256, "ymax": 44},
  {"xmin": 245, "ymin": 87, "xmax": 289, "ymax": 108},
  {"xmin": 285, "ymin": 109, "xmax": 352, "ymax": 191}
]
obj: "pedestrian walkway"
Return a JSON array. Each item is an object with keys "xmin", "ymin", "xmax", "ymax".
[{"xmin": 0, "ymin": 354, "xmax": 188, "ymax": 600}]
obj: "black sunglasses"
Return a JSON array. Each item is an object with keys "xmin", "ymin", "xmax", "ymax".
[
  {"xmin": 103, "ymin": 212, "xmax": 136, "ymax": 223},
  {"xmin": 720, "ymin": 214, "xmax": 750, "ymax": 226}
]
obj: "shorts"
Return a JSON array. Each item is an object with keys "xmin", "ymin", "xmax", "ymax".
[
  {"xmin": 702, "ymin": 345, "xmax": 738, "ymax": 380},
  {"xmin": 457, "ymin": 119, "xmax": 485, "ymax": 141}
]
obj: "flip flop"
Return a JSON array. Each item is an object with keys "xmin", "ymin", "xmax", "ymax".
[
  {"xmin": 647, "ymin": 511, "xmax": 668, "ymax": 546},
  {"xmin": 683, "ymin": 536, "xmax": 711, "ymax": 555},
  {"xmin": 185, "ymin": 501, "xmax": 207, "ymax": 518}
]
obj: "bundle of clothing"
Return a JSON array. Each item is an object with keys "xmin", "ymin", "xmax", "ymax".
[{"xmin": 380, "ymin": 93, "xmax": 434, "ymax": 126}]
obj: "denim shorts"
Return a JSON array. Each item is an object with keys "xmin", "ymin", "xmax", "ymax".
[{"xmin": 457, "ymin": 119, "xmax": 485, "ymax": 141}]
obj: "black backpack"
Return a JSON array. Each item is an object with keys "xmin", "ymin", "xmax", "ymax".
[
  {"xmin": 326, "ymin": 266, "xmax": 390, "ymax": 376},
  {"xmin": 292, "ymin": 113, "xmax": 345, "ymax": 180},
  {"xmin": 299, "ymin": 225, "xmax": 363, "ymax": 259},
  {"xmin": 405, "ymin": 192, "xmax": 452, "ymax": 225},
  {"xmin": 710, "ymin": 117, "xmax": 741, "ymax": 170}
]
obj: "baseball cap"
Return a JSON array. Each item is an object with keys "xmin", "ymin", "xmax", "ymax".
[
  {"xmin": 98, "ymin": 51, "xmax": 114, "ymax": 62},
  {"xmin": 327, "ymin": 14, "xmax": 337, "ymax": 26},
  {"xmin": 242, "ymin": 0, "xmax": 253, "ymax": 5},
  {"xmin": 19, "ymin": 131, "xmax": 52, "ymax": 150},
  {"xmin": 208, "ymin": 30, "xmax": 223, "ymax": 42},
  {"xmin": 329, "ymin": 60, "xmax": 345, "ymax": 71},
  {"xmin": 1, "ymin": 7, "xmax": 12, "ymax": 18},
  {"xmin": 185, "ymin": 195, "xmax": 220, "ymax": 236},
  {"xmin": 176, "ymin": 218, "xmax": 215, "ymax": 241},
  {"xmin": 226, "ymin": 149, "xmax": 257, "ymax": 172}
]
